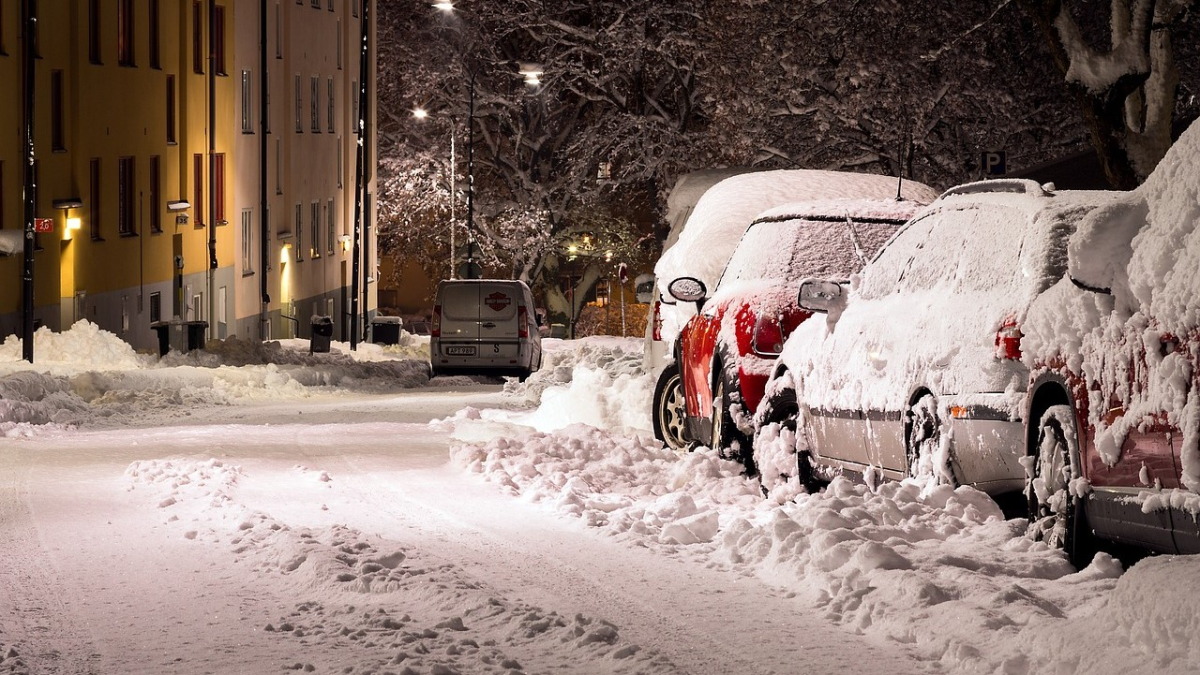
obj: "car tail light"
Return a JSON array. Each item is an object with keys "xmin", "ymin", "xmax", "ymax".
[
  {"xmin": 432, "ymin": 305, "xmax": 442, "ymax": 338},
  {"xmin": 518, "ymin": 306, "xmax": 529, "ymax": 338},
  {"xmin": 752, "ymin": 313, "xmax": 786, "ymax": 356},
  {"xmin": 652, "ymin": 300, "xmax": 663, "ymax": 342},
  {"xmin": 995, "ymin": 319, "xmax": 1022, "ymax": 360}
]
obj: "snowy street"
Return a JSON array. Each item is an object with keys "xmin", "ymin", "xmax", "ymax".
[
  {"xmin": 1, "ymin": 386, "xmax": 912, "ymax": 675},
  {"xmin": 2, "ymin": 326, "xmax": 1199, "ymax": 675}
]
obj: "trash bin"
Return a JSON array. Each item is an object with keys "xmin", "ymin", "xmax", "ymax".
[
  {"xmin": 372, "ymin": 316, "xmax": 402, "ymax": 345},
  {"xmin": 310, "ymin": 315, "xmax": 334, "ymax": 354},
  {"xmin": 151, "ymin": 321, "xmax": 171, "ymax": 356},
  {"xmin": 549, "ymin": 323, "xmax": 567, "ymax": 339},
  {"xmin": 151, "ymin": 320, "xmax": 208, "ymax": 356}
]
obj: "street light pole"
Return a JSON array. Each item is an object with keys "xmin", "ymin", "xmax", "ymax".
[
  {"xmin": 20, "ymin": 0, "xmax": 37, "ymax": 363},
  {"xmin": 449, "ymin": 125, "xmax": 456, "ymax": 279},
  {"xmin": 465, "ymin": 69, "xmax": 478, "ymax": 279}
]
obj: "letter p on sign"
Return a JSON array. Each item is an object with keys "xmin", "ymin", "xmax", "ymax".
[{"xmin": 981, "ymin": 151, "xmax": 1007, "ymax": 176}]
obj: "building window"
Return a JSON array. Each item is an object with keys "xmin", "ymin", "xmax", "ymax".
[
  {"xmin": 89, "ymin": 0, "xmax": 102, "ymax": 64},
  {"xmin": 294, "ymin": 74, "xmax": 303, "ymax": 133},
  {"xmin": 214, "ymin": 5, "xmax": 227, "ymax": 75},
  {"xmin": 150, "ymin": 292, "xmax": 162, "ymax": 324},
  {"xmin": 352, "ymin": 81, "xmax": 359, "ymax": 133},
  {"xmin": 310, "ymin": 201, "xmax": 320, "ymax": 258},
  {"xmin": 295, "ymin": 203, "xmax": 304, "ymax": 260},
  {"xmin": 328, "ymin": 0, "xmax": 334, "ymax": 11},
  {"xmin": 166, "ymin": 75, "xmax": 177, "ymax": 143},
  {"xmin": 311, "ymin": 0, "xmax": 320, "ymax": 8},
  {"xmin": 337, "ymin": 138, "xmax": 343, "ymax": 188},
  {"xmin": 149, "ymin": 0, "xmax": 161, "ymax": 68},
  {"xmin": 275, "ymin": 139, "xmax": 283, "ymax": 194},
  {"xmin": 241, "ymin": 210, "xmax": 254, "ymax": 273},
  {"xmin": 353, "ymin": 0, "xmax": 358, "ymax": 18},
  {"xmin": 214, "ymin": 154, "xmax": 226, "ymax": 223},
  {"xmin": 337, "ymin": 19, "xmax": 342, "ymax": 69},
  {"xmin": 193, "ymin": 154, "xmax": 204, "ymax": 227},
  {"xmin": 241, "ymin": 70, "xmax": 254, "ymax": 133},
  {"xmin": 149, "ymin": 156, "xmax": 162, "ymax": 233},
  {"xmin": 90, "ymin": 159, "xmax": 102, "ymax": 240},
  {"xmin": 118, "ymin": 157, "xmax": 136, "ymax": 236},
  {"xmin": 51, "ymin": 70, "xmax": 65, "ymax": 151},
  {"xmin": 327, "ymin": 77, "xmax": 335, "ymax": 133},
  {"xmin": 193, "ymin": 2, "xmax": 204, "ymax": 74},
  {"xmin": 118, "ymin": 0, "xmax": 135, "ymax": 66},
  {"xmin": 311, "ymin": 76, "xmax": 320, "ymax": 133},
  {"xmin": 275, "ymin": 2, "xmax": 282, "ymax": 59},
  {"xmin": 327, "ymin": 199, "xmax": 335, "ymax": 255},
  {"xmin": 264, "ymin": 71, "xmax": 272, "ymax": 133}
]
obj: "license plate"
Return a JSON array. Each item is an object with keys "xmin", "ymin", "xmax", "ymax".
[{"xmin": 445, "ymin": 346, "xmax": 476, "ymax": 356}]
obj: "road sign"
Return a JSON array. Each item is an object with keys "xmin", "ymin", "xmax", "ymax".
[
  {"xmin": 34, "ymin": 218, "xmax": 54, "ymax": 233},
  {"xmin": 457, "ymin": 261, "xmax": 483, "ymax": 279},
  {"xmin": 980, "ymin": 151, "xmax": 1007, "ymax": 176}
]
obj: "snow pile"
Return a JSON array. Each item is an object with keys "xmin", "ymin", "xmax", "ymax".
[
  {"xmin": 501, "ymin": 337, "xmax": 653, "ymax": 433},
  {"xmin": 126, "ymin": 454, "xmax": 673, "ymax": 675},
  {"xmin": 450, "ymin": 423, "xmax": 760, "ymax": 545},
  {"xmin": 0, "ymin": 321, "xmax": 434, "ymax": 430}
]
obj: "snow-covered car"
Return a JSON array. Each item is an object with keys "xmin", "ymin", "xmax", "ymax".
[
  {"xmin": 664, "ymin": 199, "xmax": 924, "ymax": 466},
  {"xmin": 649, "ymin": 169, "xmax": 939, "ymax": 450},
  {"xmin": 1020, "ymin": 121, "xmax": 1200, "ymax": 566},
  {"xmin": 753, "ymin": 179, "xmax": 1120, "ymax": 500}
]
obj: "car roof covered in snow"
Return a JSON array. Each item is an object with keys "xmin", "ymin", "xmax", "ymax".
[{"xmin": 655, "ymin": 169, "xmax": 940, "ymax": 294}]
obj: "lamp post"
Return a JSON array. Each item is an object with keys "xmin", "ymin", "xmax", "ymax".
[{"xmin": 413, "ymin": 107, "xmax": 458, "ymax": 279}]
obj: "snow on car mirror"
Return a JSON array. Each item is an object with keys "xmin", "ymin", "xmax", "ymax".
[
  {"xmin": 797, "ymin": 278, "xmax": 845, "ymax": 314},
  {"xmin": 668, "ymin": 277, "xmax": 708, "ymax": 305}
]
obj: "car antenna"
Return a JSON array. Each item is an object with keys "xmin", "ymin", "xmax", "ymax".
[{"xmin": 895, "ymin": 133, "xmax": 908, "ymax": 201}]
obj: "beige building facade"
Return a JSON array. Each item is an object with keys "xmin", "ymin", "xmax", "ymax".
[{"xmin": 0, "ymin": 0, "xmax": 377, "ymax": 353}]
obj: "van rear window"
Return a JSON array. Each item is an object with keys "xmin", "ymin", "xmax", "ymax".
[{"xmin": 441, "ymin": 284, "xmax": 479, "ymax": 321}]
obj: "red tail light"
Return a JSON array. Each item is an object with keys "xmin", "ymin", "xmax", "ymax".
[
  {"xmin": 518, "ymin": 305, "xmax": 529, "ymax": 338},
  {"xmin": 995, "ymin": 319, "xmax": 1022, "ymax": 360},
  {"xmin": 432, "ymin": 305, "xmax": 442, "ymax": 338},
  {"xmin": 751, "ymin": 313, "xmax": 786, "ymax": 356},
  {"xmin": 652, "ymin": 300, "xmax": 663, "ymax": 342}
]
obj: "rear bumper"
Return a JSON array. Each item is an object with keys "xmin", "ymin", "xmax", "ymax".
[{"xmin": 431, "ymin": 339, "xmax": 537, "ymax": 373}]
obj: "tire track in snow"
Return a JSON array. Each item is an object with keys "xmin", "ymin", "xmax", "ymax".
[
  {"xmin": 0, "ymin": 448, "xmax": 101, "ymax": 675},
  {"xmin": 332, "ymin": 453, "xmax": 925, "ymax": 675}
]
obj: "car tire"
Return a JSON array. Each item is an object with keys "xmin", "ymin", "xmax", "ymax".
[
  {"xmin": 1027, "ymin": 404, "xmax": 1093, "ymax": 568},
  {"xmin": 906, "ymin": 394, "xmax": 956, "ymax": 486},
  {"xmin": 712, "ymin": 367, "xmax": 754, "ymax": 473},
  {"xmin": 754, "ymin": 387, "xmax": 820, "ymax": 494},
  {"xmin": 653, "ymin": 363, "xmax": 690, "ymax": 451}
]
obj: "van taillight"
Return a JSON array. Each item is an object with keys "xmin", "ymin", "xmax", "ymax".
[
  {"xmin": 652, "ymin": 300, "xmax": 663, "ymax": 341},
  {"xmin": 995, "ymin": 319, "xmax": 1022, "ymax": 360},
  {"xmin": 751, "ymin": 313, "xmax": 785, "ymax": 356},
  {"xmin": 432, "ymin": 305, "xmax": 442, "ymax": 338},
  {"xmin": 518, "ymin": 306, "xmax": 529, "ymax": 338}
]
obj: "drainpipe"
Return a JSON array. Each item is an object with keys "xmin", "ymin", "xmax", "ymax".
[
  {"xmin": 207, "ymin": 0, "xmax": 218, "ymax": 337},
  {"xmin": 260, "ymin": 0, "xmax": 270, "ymax": 338}
]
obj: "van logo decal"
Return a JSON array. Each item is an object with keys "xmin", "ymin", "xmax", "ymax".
[{"xmin": 485, "ymin": 292, "xmax": 512, "ymax": 312}]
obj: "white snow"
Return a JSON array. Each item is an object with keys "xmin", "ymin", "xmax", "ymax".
[{"xmin": 2, "ymin": 318, "xmax": 1200, "ymax": 674}]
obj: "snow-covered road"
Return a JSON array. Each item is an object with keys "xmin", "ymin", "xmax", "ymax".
[{"xmin": 1, "ymin": 387, "xmax": 917, "ymax": 675}]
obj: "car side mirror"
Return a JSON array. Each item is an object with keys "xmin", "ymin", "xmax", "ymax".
[
  {"xmin": 668, "ymin": 276, "xmax": 708, "ymax": 310},
  {"xmin": 798, "ymin": 278, "xmax": 846, "ymax": 314}
]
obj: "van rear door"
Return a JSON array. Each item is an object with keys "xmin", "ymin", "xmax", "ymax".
[
  {"xmin": 439, "ymin": 282, "xmax": 482, "ymax": 343},
  {"xmin": 478, "ymin": 282, "xmax": 520, "ymax": 341}
]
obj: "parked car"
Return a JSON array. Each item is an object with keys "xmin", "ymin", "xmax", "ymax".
[
  {"xmin": 662, "ymin": 199, "xmax": 924, "ymax": 466},
  {"xmin": 1020, "ymin": 120, "xmax": 1200, "ymax": 566},
  {"xmin": 753, "ymin": 179, "xmax": 1119, "ymax": 502},
  {"xmin": 430, "ymin": 279, "xmax": 542, "ymax": 380},
  {"xmin": 649, "ymin": 170, "xmax": 939, "ymax": 450}
]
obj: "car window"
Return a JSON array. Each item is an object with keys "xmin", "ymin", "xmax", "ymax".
[
  {"xmin": 859, "ymin": 214, "xmax": 939, "ymax": 300},
  {"xmin": 440, "ymin": 284, "xmax": 479, "ymax": 321},
  {"xmin": 718, "ymin": 217, "xmax": 902, "ymax": 288}
]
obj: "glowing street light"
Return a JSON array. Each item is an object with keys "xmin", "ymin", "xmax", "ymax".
[
  {"xmin": 412, "ymin": 107, "xmax": 429, "ymax": 120},
  {"xmin": 432, "ymin": 2, "xmax": 454, "ymax": 12}
]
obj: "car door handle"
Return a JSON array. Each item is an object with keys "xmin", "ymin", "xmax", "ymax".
[{"xmin": 481, "ymin": 322, "xmax": 497, "ymax": 329}]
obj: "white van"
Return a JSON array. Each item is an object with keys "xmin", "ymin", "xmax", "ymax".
[{"xmin": 430, "ymin": 279, "xmax": 543, "ymax": 380}]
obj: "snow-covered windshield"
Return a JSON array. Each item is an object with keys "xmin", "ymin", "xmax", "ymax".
[{"xmin": 718, "ymin": 217, "xmax": 902, "ymax": 288}]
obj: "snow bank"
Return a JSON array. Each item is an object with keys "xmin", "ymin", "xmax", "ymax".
[
  {"xmin": 502, "ymin": 337, "xmax": 653, "ymax": 433},
  {"xmin": 0, "ymin": 321, "xmax": 432, "ymax": 430}
]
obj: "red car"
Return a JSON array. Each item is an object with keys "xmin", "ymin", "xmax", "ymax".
[
  {"xmin": 1021, "ymin": 121, "xmax": 1200, "ymax": 566},
  {"xmin": 665, "ymin": 199, "xmax": 924, "ymax": 467}
]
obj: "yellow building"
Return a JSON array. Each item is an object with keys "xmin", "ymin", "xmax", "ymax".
[{"xmin": 0, "ymin": 0, "xmax": 377, "ymax": 353}]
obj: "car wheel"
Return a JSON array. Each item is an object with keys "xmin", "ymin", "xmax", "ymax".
[
  {"xmin": 712, "ymin": 368, "xmax": 754, "ymax": 472},
  {"xmin": 653, "ymin": 363, "xmax": 690, "ymax": 451},
  {"xmin": 1027, "ymin": 404, "xmax": 1093, "ymax": 568},
  {"xmin": 906, "ymin": 394, "xmax": 955, "ymax": 486},
  {"xmin": 754, "ymin": 387, "xmax": 820, "ymax": 495}
]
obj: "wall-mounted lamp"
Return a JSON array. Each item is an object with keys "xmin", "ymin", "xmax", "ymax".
[
  {"xmin": 340, "ymin": 234, "xmax": 351, "ymax": 253},
  {"xmin": 168, "ymin": 200, "xmax": 191, "ymax": 225},
  {"xmin": 54, "ymin": 198, "xmax": 84, "ymax": 240}
]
